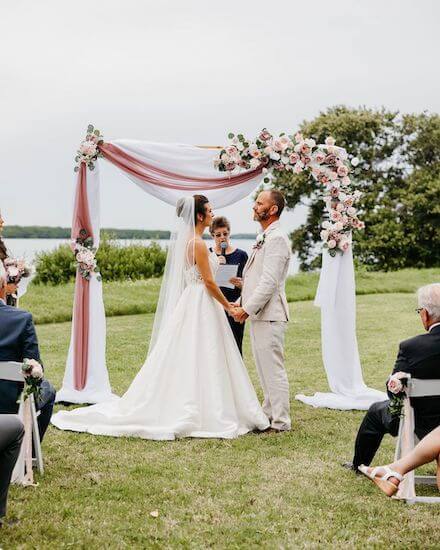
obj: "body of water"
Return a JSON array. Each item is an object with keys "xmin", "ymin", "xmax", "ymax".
[{"xmin": 4, "ymin": 238, "xmax": 300, "ymax": 275}]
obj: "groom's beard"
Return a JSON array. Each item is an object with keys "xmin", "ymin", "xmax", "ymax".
[{"xmin": 254, "ymin": 208, "xmax": 271, "ymax": 222}]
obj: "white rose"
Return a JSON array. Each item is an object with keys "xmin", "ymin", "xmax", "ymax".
[
  {"xmin": 351, "ymin": 157, "xmax": 360, "ymax": 167},
  {"xmin": 269, "ymin": 152, "xmax": 281, "ymax": 161},
  {"xmin": 322, "ymin": 221, "xmax": 332, "ymax": 229},
  {"xmin": 305, "ymin": 138, "xmax": 316, "ymax": 148},
  {"xmin": 320, "ymin": 229, "xmax": 329, "ymax": 241},
  {"xmin": 249, "ymin": 158, "xmax": 261, "ymax": 169},
  {"xmin": 327, "ymin": 239, "xmax": 337, "ymax": 249},
  {"xmin": 334, "ymin": 221, "xmax": 344, "ymax": 231},
  {"xmin": 32, "ymin": 365, "xmax": 44, "ymax": 379},
  {"xmin": 347, "ymin": 207, "xmax": 357, "ymax": 217},
  {"xmin": 325, "ymin": 136, "xmax": 336, "ymax": 146}
]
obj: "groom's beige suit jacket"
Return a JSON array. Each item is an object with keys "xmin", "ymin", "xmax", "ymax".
[{"xmin": 241, "ymin": 220, "xmax": 291, "ymax": 321}]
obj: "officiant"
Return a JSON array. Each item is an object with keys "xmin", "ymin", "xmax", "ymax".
[{"xmin": 210, "ymin": 216, "xmax": 248, "ymax": 355}]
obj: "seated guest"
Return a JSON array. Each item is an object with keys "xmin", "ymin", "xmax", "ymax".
[
  {"xmin": 0, "ymin": 235, "xmax": 18, "ymax": 307},
  {"xmin": 358, "ymin": 425, "xmax": 440, "ymax": 496},
  {"xmin": 0, "ymin": 266, "xmax": 55, "ymax": 441},
  {"xmin": 0, "ymin": 415, "xmax": 24, "ymax": 526},
  {"xmin": 345, "ymin": 283, "xmax": 440, "ymax": 472},
  {"xmin": 209, "ymin": 216, "xmax": 248, "ymax": 355}
]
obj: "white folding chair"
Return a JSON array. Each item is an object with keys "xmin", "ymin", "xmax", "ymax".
[
  {"xmin": 0, "ymin": 361, "xmax": 44, "ymax": 485},
  {"xmin": 394, "ymin": 376, "xmax": 440, "ymax": 504}
]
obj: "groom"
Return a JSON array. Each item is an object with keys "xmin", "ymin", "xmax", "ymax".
[{"xmin": 232, "ymin": 190, "xmax": 291, "ymax": 432}]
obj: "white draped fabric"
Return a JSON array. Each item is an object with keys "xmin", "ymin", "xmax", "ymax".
[
  {"xmin": 109, "ymin": 139, "xmax": 264, "ymax": 208},
  {"xmin": 58, "ymin": 141, "xmax": 264, "ymax": 404},
  {"xmin": 56, "ymin": 165, "xmax": 117, "ymax": 404},
  {"xmin": 296, "ymin": 248, "xmax": 386, "ymax": 410}
]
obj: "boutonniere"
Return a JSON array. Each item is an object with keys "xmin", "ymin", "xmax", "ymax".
[{"xmin": 253, "ymin": 233, "xmax": 266, "ymax": 250}]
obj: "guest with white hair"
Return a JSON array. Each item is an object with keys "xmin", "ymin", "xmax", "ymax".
[{"xmin": 343, "ymin": 283, "xmax": 440, "ymax": 472}]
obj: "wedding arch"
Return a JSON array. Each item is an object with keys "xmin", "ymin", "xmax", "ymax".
[{"xmin": 56, "ymin": 125, "xmax": 385, "ymax": 409}]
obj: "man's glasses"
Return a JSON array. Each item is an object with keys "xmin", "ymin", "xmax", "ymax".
[{"xmin": 415, "ymin": 307, "xmax": 424, "ymax": 314}]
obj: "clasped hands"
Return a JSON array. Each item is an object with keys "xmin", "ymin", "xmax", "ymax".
[{"xmin": 228, "ymin": 304, "xmax": 249, "ymax": 324}]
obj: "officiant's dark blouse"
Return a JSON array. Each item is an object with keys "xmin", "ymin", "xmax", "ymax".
[{"xmin": 210, "ymin": 247, "xmax": 248, "ymax": 355}]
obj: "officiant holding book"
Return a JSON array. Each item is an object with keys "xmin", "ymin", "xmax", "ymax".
[{"xmin": 210, "ymin": 217, "xmax": 248, "ymax": 355}]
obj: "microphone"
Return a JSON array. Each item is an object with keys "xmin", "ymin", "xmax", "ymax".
[{"xmin": 220, "ymin": 241, "xmax": 228, "ymax": 257}]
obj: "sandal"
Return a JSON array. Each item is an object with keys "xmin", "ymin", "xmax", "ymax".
[{"xmin": 358, "ymin": 465, "xmax": 403, "ymax": 497}]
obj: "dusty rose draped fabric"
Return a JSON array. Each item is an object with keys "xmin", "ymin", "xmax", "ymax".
[
  {"xmin": 99, "ymin": 142, "xmax": 263, "ymax": 189},
  {"xmin": 71, "ymin": 163, "xmax": 93, "ymax": 390}
]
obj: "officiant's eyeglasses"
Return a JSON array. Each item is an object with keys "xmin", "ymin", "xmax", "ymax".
[
  {"xmin": 415, "ymin": 308, "xmax": 424, "ymax": 314},
  {"xmin": 214, "ymin": 231, "xmax": 229, "ymax": 238}
]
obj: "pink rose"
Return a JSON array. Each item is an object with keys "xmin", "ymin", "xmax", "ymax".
[
  {"xmin": 331, "ymin": 187, "xmax": 340, "ymax": 198},
  {"xmin": 336, "ymin": 203, "xmax": 345, "ymax": 212},
  {"xmin": 346, "ymin": 206, "xmax": 356, "ymax": 217},
  {"xmin": 387, "ymin": 373, "xmax": 406, "ymax": 394},
  {"xmin": 342, "ymin": 176, "xmax": 351, "ymax": 186},
  {"xmin": 337, "ymin": 165, "xmax": 349, "ymax": 177},
  {"xmin": 79, "ymin": 140, "xmax": 97, "ymax": 156},
  {"xmin": 273, "ymin": 139, "xmax": 283, "ymax": 152},
  {"xmin": 226, "ymin": 145, "xmax": 238, "ymax": 156},
  {"xmin": 344, "ymin": 197, "xmax": 354, "ymax": 207},
  {"xmin": 300, "ymin": 143, "xmax": 311, "ymax": 155},
  {"xmin": 259, "ymin": 129, "xmax": 272, "ymax": 141},
  {"xmin": 289, "ymin": 152, "xmax": 300, "ymax": 164},
  {"xmin": 324, "ymin": 153, "xmax": 337, "ymax": 166},
  {"xmin": 330, "ymin": 210, "xmax": 342, "ymax": 222},
  {"xmin": 293, "ymin": 162, "xmax": 303, "ymax": 174},
  {"xmin": 327, "ymin": 239, "xmax": 337, "ymax": 249},
  {"xmin": 314, "ymin": 151, "xmax": 326, "ymax": 164},
  {"xmin": 294, "ymin": 132, "xmax": 303, "ymax": 143}
]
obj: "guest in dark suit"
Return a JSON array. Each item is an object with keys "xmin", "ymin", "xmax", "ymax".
[
  {"xmin": 209, "ymin": 216, "xmax": 248, "ymax": 355},
  {"xmin": 0, "ymin": 415, "xmax": 24, "ymax": 525},
  {"xmin": 0, "ymin": 266, "xmax": 55, "ymax": 441},
  {"xmin": 345, "ymin": 283, "xmax": 440, "ymax": 471}
]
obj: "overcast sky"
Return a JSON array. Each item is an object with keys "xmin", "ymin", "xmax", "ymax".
[{"xmin": 1, "ymin": 0, "xmax": 439, "ymax": 233}]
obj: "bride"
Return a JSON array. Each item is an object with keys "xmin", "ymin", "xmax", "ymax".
[{"xmin": 51, "ymin": 195, "xmax": 269, "ymax": 439}]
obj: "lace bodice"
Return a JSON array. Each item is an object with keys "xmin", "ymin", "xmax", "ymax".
[{"xmin": 184, "ymin": 251, "xmax": 219, "ymax": 285}]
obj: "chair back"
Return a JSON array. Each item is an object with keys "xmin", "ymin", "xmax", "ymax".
[
  {"xmin": 0, "ymin": 361, "xmax": 24, "ymax": 382},
  {"xmin": 407, "ymin": 378, "xmax": 440, "ymax": 398}
]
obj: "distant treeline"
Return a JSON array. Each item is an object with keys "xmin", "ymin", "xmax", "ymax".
[{"xmin": 2, "ymin": 226, "xmax": 255, "ymax": 240}]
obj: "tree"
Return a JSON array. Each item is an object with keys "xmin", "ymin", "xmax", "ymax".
[{"xmin": 272, "ymin": 106, "xmax": 440, "ymax": 270}]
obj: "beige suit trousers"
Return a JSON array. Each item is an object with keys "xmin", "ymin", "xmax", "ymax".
[{"xmin": 249, "ymin": 320, "xmax": 291, "ymax": 431}]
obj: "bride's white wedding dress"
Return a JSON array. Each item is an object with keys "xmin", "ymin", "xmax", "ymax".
[{"xmin": 51, "ymin": 251, "xmax": 269, "ymax": 439}]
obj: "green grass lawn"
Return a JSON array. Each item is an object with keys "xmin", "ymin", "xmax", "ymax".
[{"xmin": 3, "ymin": 289, "xmax": 440, "ymax": 548}]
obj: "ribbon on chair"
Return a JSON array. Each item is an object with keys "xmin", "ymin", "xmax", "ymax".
[
  {"xmin": 11, "ymin": 398, "xmax": 37, "ymax": 486},
  {"xmin": 395, "ymin": 397, "xmax": 416, "ymax": 500}
]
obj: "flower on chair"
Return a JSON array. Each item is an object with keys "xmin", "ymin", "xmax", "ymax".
[{"xmin": 18, "ymin": 358, "xmax": 44, "ymax": 403}]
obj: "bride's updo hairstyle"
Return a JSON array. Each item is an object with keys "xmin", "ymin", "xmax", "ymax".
[{"xmin": 176, "ymin": 195, "xmax": 209, "ymax": 225}]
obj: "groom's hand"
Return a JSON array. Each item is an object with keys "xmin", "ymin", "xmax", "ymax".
[{"xmin": 232, "ymin": 307, "xmax": 249, "ymax": 323}]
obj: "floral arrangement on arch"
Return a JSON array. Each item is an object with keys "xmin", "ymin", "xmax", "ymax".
[
  {"xmin": 73, "ymin": 229, "xmax": 101, "ymax": 281},
  {"xmin": 214, "ymin": 130, "xmax": 364, "ymax": 255},
  {"xmin": 74, "ymin": 124, "xmax": 104, "ymax": 172}
]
